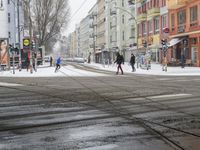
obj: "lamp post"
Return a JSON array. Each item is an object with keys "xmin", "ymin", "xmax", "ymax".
[{"xmin": 17, "ymin": 0, "xmax": 22, "ymax": 71}]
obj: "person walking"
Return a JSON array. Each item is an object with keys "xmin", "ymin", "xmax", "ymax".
[
  {"xmin": 130, "ymin": 53, "xmax": 136, "ymax": 72},
  {"xmin": 50, "ymin": 56, "xmax": 53, "ymax": 67},
  {"xmin": 181, "ymin": 53, "xmax": 185, "ymax": 68},
  {"xmin": 55, "ymin": 57, "xmax": 61, "ymax": 72},
  {"xmin": 114, "ymin": 52, "xmax": 124, "ymax": 75},
  {"xmin": 25, "ymin": 57, "xmax": 30, "ymax": 72}
]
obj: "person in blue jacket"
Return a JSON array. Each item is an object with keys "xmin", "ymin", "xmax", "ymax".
[{"xmin": 55, "ymin": 57, "xmax": 61, "ymax": 72}]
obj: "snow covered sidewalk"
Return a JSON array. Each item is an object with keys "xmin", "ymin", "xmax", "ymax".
[
  {"xmin": 0, "ymin": 65, "xmax": 107, "ymax": 77},
  {"xmin": 85, "ymin": 62, "xmax": 200, "ymax": 76},
  {"xmin": 1, "ymin": 63, "xmax": 200, "ymax": 77}
]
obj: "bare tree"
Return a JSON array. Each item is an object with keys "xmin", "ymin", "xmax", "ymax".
[{"xmin": 32, "ymin": 0, "xmax": 70, "ymax": 47}]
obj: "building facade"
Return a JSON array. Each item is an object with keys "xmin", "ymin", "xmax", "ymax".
[
  {"xmin": 105, "ymin": 0, "xmax": 137, "ymax": 62},
  {"xmin": 0, "ymin": 0, "xmax": 24, "ymax": 68},
  {"xmin": 79, "ymin": 15, "xmax": 90, "ymax": 59},
  {"xmin": 88, "ymin": 3, "xmax": 98, "ymax": 62},
  {"xmin": 167, "ymin": 0, "xmax": 200, "ymax": 67},
  {"xmin": 96, "ymin": 0, "xmax": 106, "ymax": 63}
]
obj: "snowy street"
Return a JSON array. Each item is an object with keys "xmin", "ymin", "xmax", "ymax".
[
  {"xmin": 0, "ymin": 62, "xmax": 200, "ymax": 150},
  {"xmin": 1, "ymin": 62, "xmax": 200, "ymax": 77}
]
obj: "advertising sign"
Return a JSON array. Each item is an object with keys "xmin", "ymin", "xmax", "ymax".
[
  {"xmin": 0, "ymin": 39, "xmax": 9, "ymax": 66},
  {"xmin": 23, "ymin": 38, "xmax": 30, "ymax": 50}
]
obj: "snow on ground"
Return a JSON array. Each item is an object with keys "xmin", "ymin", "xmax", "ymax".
[
  {"xmin": 85, "ymin": 62, "xmax": 200, "ymax": 76},
  {"xmin": 0, "ymin": 62, "xmax": 200, "ymax": 77},
  {"xmin": 0, "ymin": 65, "xmax": 107, "ymax": 77}
]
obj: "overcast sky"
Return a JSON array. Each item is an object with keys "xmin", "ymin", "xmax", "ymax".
[{"xmin": 65, "ymin": 0, "xmax": 97, "ymax": 36}]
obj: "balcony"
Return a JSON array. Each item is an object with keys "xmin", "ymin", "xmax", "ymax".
[
  {"xmin": 166, "ymin": 0, "xmax": 189, "ymax": 9},
  {"xmin": 128, "ymin": 0, "xmax": 135, "ymax": 5},
  {"xmin": 137, "ymin": 13, "xmax": 147, "ymax": 22},
  {"xmin": 177, "ymin": 24, "xmax": 186, "ymax": 33},
  {"xmin": 110, "ymin": 9, "xmax": 117, "ymax": 16},
  {"xmin": 136, "ymin": 0, "xmax": 144, "ymax": 3},
  {"xmin": 90, "ymin": 44, "xmax": 95, "ymax": 48},
  {"xmin": 147, "ymin": 8, "xmax": 160, "ymax": 18},
  {"xmin": 89, "ymin": 33, "xmax": 97, "ymax": 38},
  {"xmin": 89, "ymin": 23, "xmax": 97, "ymax": 28}
]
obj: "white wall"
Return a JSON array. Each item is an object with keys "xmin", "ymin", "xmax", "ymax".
[{"xmin": 0, "ymin": 0, "xmax": 8, "ymax": 39}]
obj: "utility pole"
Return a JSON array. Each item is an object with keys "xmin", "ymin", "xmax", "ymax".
[
  {"xmin": 17, "ymin": 0, "xmax": 22, "ymax": 71},
  {"xmin": 27, "ymin": 0, "xmax": 33, "ymax": 73}
]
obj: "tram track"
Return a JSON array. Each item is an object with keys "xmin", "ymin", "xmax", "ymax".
[{"xmin": 0, "ymin": 64, "xmax": 199, "ymax": 149}]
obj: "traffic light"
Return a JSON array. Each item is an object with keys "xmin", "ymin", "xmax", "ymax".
[
  {"xmin": 161, "ymin": 39, "xmax": 166, "ymax": 45},
  {"xmin": 143, "ymin": 41, "xmax": 147, "ymax": 48}
]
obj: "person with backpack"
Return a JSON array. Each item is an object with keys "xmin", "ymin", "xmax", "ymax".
[
  {"xmin": 114, "ymin": 52, "xmax": 124, "ymax": 75},
  {"xmin": 130, "ymin": 53, "xmax": 136, "ymax": 72}
]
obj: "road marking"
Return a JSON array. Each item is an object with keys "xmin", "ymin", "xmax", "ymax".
[
  {"xmin": 148, "ymin": 94, "xmax": 192, "ymax": 99},
  {"xmin": 0, "ymin": 82, "xmax": 23, "ymax": 87}
]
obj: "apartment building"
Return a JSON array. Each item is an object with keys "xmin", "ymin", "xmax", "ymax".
[
  {"xmin": 137, "ymin": 0, "xmax": 165, "ymax": 62},
  {"xmin": 105, "ymin": 0, "xmax": 137, "ymax": 62},
  {"xmin": 75, "ymin": 24, "xmax": 81, "ymax": 57},
  {"xmin": 79, "ymin": 15, "xmax": 90, "ymax": 59},
  {"xmin": 167, "ymin": 0, "xmax": 200, "ymax": 67},
  {"xmin": 0, "ymin": 0, "xmax": 24, "ymax": 68},
  {"xmin": 88, "ymin": 3, "xmax": 98, "ymax": 62},
  {"xmin": 68, "ymin": 31, "xmax": 77, "ymax": 58},
  {"xmin": 96, "ymin": 0, "xmax": 106, "ymax": 63}
]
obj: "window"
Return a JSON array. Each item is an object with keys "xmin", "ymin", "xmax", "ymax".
[
  {"xmin": 177, "ymin": 10, "xmax": 186, "ymax": 25},
  {"xmin": 122, "ymin": 15, "xmax": 125, "ymax": 24},
  {"xmin": 190, "ymin": 6, "xmax": 198, "ymax": 22},
  {"xmin": 122, "ymin": 31, "xmax": 125, "ymax": 41},
  {"xmin": 138, "ymin": 24, "xmax": 142, "ymax": 37},
  {"xmin": 142, "ymin": 22, "xmax": 147, "ymax": 35},
  {"xmin": 171, "ymin": 14, "xmax": 175, "ymax": 28},
  {"xmin": 148, "ymin": 20, "xmax": 153, "ymax": 34},
  {"xmin": 8, "ymin": 32, "xmax": 11, "ymax": 38},
  {"xmin": 162, "ymin": 15, "xmax": 167, "ymax": 29},
  {"xmin": 8, "ymin": 13, "xmax": 11, "ymax": 23},
  {"xmin": 154, "ymin": 17, "xmax": 159, "ymax": 33},
  {"xmin": 122, "ymin": 0, "xmax": 124, "ymax": 7},
  {"xmin": 130, "ymin": 25, "xmax": 135, "ymax": 38},
  {"xmin": 162, "ymin": 0, "xmax": 166, "ymax": 7}
]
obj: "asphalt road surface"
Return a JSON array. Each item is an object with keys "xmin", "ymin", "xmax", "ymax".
[{"xmin": 0, "ymin": 64, "xmax": 200, "ymax": 150}]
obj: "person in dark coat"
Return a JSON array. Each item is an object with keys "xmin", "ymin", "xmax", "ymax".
[
  {"xmin": 114, "ymin": 52, "xmax": 124, "ymax": 75},
  {"xmin": 50, "ymin": 56, "xmax": 53, "ymax": 67},
  {"xmin": 25, "ymin": 57, "xmax": 30, "ymax": 72},
  {"xmin": 181, "ymin": 53, "xmax": 185, "ymax": 68},
  {"xmin": 130, "ymin": 53, "xmax": 136, "ymax": 72}
]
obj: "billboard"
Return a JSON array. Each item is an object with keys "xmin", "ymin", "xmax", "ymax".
[{"xmin": 0, "ymin": 39, "xmax": 9, "ymax": 66}]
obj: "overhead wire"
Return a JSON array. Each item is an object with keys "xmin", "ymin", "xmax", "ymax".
[{"xmin": 68, "ymin": 0, "xmax": 89, "ymax": 22}]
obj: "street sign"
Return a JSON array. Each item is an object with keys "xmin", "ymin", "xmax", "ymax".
[{"xmin": 23, "ymin": 38, "xmax": 30, "ymax": 50}]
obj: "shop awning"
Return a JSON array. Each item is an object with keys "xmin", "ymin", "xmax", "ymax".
[{"xmin": 168, "ymin": 38, "xmax": 183, "ymax": 47}]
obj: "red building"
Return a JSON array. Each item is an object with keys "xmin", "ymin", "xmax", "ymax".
[
  {"xmin": 136, "ymin": 0, "xmax": 169, "ymax": 63},
  {"xmin": 167, "ymin": 0, "xmax": 200, "ymax": 67}
]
